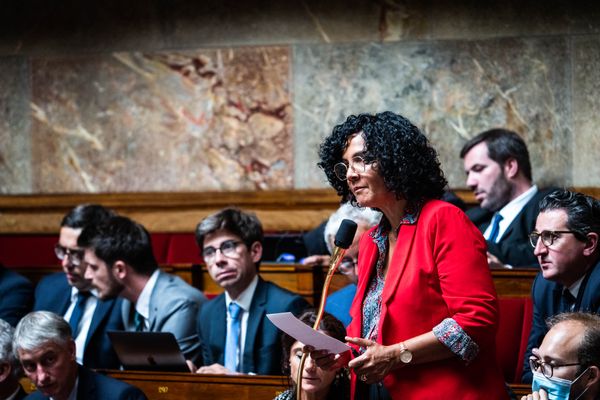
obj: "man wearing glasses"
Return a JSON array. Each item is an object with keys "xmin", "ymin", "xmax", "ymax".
[
  {"xmin": 522, "ymin": 312, "xmax": 600, "ymax": 400},
  {"xmin": 33, "ymin": 204, "xmax": 124, "ymax": 369},
  {"xmin": 522, "ymin": 189, "xmax": 600, "ymax": 383},
  {"xmin": 192, "ymin": 208, "xmax": 309, "ymax": 375}
]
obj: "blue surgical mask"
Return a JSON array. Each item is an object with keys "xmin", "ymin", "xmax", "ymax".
[{"xmin": 532, "ymin": 368, "xmax": 590, "ymax": 400}]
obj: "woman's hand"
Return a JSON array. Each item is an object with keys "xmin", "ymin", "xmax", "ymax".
[
  {"xmin": 302, "ymin": 345, "xmax": 351, "ymax": 371},
  {"xmin": 346, "ymin": 337, "xmax": 402, "ymax": 385}
]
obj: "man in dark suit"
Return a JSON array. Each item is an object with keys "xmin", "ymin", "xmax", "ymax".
[
  {"xmin": 193, "ymin": 208, "xmax": 310, "ymax": 375},
  {"xmin": 33, "ymin": 204, "xmax": 123, "ymax": 370},
  {"xmin": 522, "ymin": 189, "xmax": 600, "ymax": 383},
  {"xmin": 461, "ymin": 128, "xmax": 549, "ymax": 269},
  {"xmin": 14, "ymin": 311, "xmax": 146, "ymax": 400},
  {"xmin": 78, "ymin": 216, "xmax": 207, "ymax": 362},
  {"xmin": 0, "ymin": 319, "xmax": 27, "ymax": 400},
  {"xmin": 0, "ymin": 266, "xmax": 33, "ymax": 327}
]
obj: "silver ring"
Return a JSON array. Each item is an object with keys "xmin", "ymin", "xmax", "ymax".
[{"xmin": 360, "ymin": 374, "xmax": 368, "ymax": 382}]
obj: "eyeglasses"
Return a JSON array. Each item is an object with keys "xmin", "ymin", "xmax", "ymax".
[
  {"xmin": 54, "ymin": 244, "xmax": 84, "ymax": 266},
  {"xmin": 202, "ymin": 240, "xmax": 243, "ymax": 264},
  {"xmin": 528, "ymin": 357, "xmax": 581, "ymax": 379},
  {"xmin": 339, "ymin": 257, "xmax": 357, "ymax": 275},
  {"xmin": 333, "ymin": 156, "xmax": 369, "ymax": 181},
  {"xmin": 528, "ymin": 230, "xmax": 582, "ymax": 248}
]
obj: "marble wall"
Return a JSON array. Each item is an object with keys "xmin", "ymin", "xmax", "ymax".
[{"xmin": 0, "ymin": 0, "xmax": 598, "ymax": 194}]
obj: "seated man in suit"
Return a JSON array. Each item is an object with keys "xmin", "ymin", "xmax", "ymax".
[
  {"xmin": 0, "ymin": 319, "xmax": 27, "ymax": 400},
  {"xmin": 14, "ymin": 311, "xmax": 147, "ymax": 400},
  {"xmin": 522, "ymin": 189, "xmax": 600, "ymax": 383},
  {"xmin": 78, "ymin": 216, "xmax": 207, "ymax": 361},
  {"xmin": 522, "ymin": 312, "xmax": 600, "ymax": 400},
  {"xmin": 461, "ymin": 128, "xmax": 551, "ymax": 269},
  {"xmin": 193, "ymin": 208, "xmax": 310, "ymax": 375},
  {"xmin": 301, "ymin": 203, "xmax": 381, "ymax": 327},
  {"xmin": 33, "ymin": 204, "xmax": 123, "ymax": 369},
  {"xmin": 0, "ymin": 266, "xmax": 33, "ymax": 327}
]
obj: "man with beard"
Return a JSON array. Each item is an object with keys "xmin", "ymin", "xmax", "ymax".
[
  {"xmin": 521, "ymin": 189, "xmax": 600, "ymax": 383},
  {"xmin": 33, "ymin": 204, "xmax": 123, "ymax": 369},
  {"xmin": 461, "ymin": 128, "xmax": 552, "ymax": 269},
  {"xmin": 78, "ymin": 216, "xmax": 207, "ymax": 362}
]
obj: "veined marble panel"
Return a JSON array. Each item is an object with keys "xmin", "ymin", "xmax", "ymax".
[
  {"xmin": 572, "ymin": 35, "xmax": 600, "ymax": 187},
  {"xmin": 293, "ymin": 37, "xmax": 571, "ymax": 189},
  {"xmin": 0, "ymin": 57, "xmax": 31, "ymax": 193},
  {"xmin": 30, "ymin": 47, "xmax": 292, "ymax": 193}
]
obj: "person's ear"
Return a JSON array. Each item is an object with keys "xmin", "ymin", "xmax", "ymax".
[
  {"xmin": 582, "ymin": 232, "xmax": 599, "ymax": 256},
  {"xmin": 503, "ymin": 158, "xmax": 519, "ymax": 179},
  {"xmin": 112, "ymin": 260, "xmax": 128, "ymax": 280},
  {"xmin": 586, "ymin": 365, "xmax": 599, "ymax": 386},
  {"xmin": 249, "ymin": 242, "xmax": 263, "ymax": 264},
  {"xmin": 68, "ymin": 339, "xmax": 76, "ymax": 361}
]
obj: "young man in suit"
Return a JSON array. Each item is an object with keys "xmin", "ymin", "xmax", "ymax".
[
  {"xmin": 78, "ymin": 215, "xmax": 207, "ymax": 362},
  {"xmin": 522, "ymin": 189, "xmax": 600, "ymax": 383},
  {"xmin": 0, "ymin": 319, "xmax": 27, "ymax": 400},
  {"xmin": 461, "ymin": 128, "xmax": 551, "ymax": 269},
  {"xmin": 193, "ymin": 208, "xmax": 310, "ymax": 375},
  {"xmin": 14, "ymin": 311, "xmax": 147, "ymax": 400},
  {"xmin": 0, "ymin": 266, "xmax": 33, "ymax": 328},
  {"xmin": 33, "ymin": 204, "xmax": 123, "ymax": 370}
]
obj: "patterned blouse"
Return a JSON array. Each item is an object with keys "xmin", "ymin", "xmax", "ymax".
[{"xmin": 360, "ymin": 208, "xmax": 479, "ymax": 363}]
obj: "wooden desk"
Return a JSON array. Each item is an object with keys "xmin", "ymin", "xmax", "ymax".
[
  {"xmin": 103, "ymin": 371, "xmax": 288, "ymax": 400},
  {"xmin": 102, "ymin": 370, "xmax": 530, "ymax": 399}
]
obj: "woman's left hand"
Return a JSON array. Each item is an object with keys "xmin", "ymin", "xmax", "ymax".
[{"xmin": 346, "ymin": 337, "xmax": 403, "ymax": 385}]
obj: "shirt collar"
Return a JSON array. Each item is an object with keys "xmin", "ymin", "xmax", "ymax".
[
  {"xmin": 371, "ymin": 204, "xmax": 421, "ymax": 241},
  {"xmin": 70, "ymin": 286, "xmax": 98, "ymax": 300},
  {"xmin": 225, "ymin": 274, "xmax": 259, "ymax": 312},
  {"xmin": 497, "ymin": 185, "xmax": 538, "ymax": 220},
  {"xmin": 567, "ymin": 274, "xmax": 585, "ymax": 299},
  {"xmin": 135, "ymin": 269, "xmax": 160, "ymax": 319}
]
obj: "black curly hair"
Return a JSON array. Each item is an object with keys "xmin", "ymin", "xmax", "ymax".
[{"xmin": 318, "ymin": 112, "xmax": 447, "ymax": 207}]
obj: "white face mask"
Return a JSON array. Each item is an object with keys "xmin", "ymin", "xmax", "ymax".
[{"xmin": 532, "ymin": 368, "xmax": 590, "ymax": 400}]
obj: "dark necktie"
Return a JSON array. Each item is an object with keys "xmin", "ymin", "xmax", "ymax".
[
  {"xmin": 488, "ymin": 213, "xmax": 504, "ymax": 243},
  {"xmin": 561, "ymin": 289, "xmax": 576, "ymax": 312},
  {"xmin": 134, "ymin": 311, "xmax": 146, "ymax": 332},
  {"xmin": 69, "ymin": 291, "xmax": 90, "ymax": 337},
  {"xmin": 224, "ymin": 302, "xmax": 243, "ymax": 372}
]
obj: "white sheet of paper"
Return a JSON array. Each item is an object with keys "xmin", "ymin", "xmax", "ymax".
[{"xmin": 267, "ymin": 312, "xmax": 351, "ymax": 354}]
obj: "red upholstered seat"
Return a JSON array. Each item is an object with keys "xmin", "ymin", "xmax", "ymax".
[
  {"xmin": 495, "ymin": 297, "xmax": 533, "ymax": 383},
  {"xmin": 0, "ymin": 234, "xmax": 58, "ymax": 267},
  {"xmin": 165, "ymin": 233, "xmax": 203, "ymax": 265}
]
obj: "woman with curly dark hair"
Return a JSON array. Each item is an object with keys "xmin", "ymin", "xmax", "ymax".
[
  {"xmin": 306, "ymin": 112, "xmax": 507, "ymax": 399},
  {"xmin": 275, "ymin": 311, "xmax": 350, "ymax": 400}
]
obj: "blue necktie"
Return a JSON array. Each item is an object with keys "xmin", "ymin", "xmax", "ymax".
[
  {"xmin": 224, "ymin": 302, "xmax": 243, "ymax": 372},
  {"xmin": 69, "ymin": 292, "xmax": 90, "ymax": 337},
  {"xmin": 488, "ymin": 213, "xmax": 504, "ymax": 243},
  {"xmin": 134, "ymin": 311, "xmax": 145, "ymax": 332},
  {"xmin": 561, "ymin": 289, "xmax": 576, "ymax": 312}
]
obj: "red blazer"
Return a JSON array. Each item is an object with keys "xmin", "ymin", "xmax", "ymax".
[{"xmin": 347, "ymin": 200, "xmax": 508, "ymax": 399}]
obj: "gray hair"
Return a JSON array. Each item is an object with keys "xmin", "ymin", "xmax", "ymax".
[
  {"xmin": 13, "ymin": 311, "xmax": 72, "ymax": 357},
  {"xmin": 323, "ymin": 203, "xmax": 381, "ymax": 253},
  {"xmin": 0, "ymin": 319, "xmax": 22, "ymax": 379}
]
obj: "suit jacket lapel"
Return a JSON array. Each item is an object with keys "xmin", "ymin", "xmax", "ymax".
[
  {"xmin": 147, "ymin": 271, "xmax": 168, "ymax": 331},
  {"xmin": 212, "ymin": 295, "xmax": 227, "ymax": 365},
  {"xmin": 243, "ymin": 278, "xmax": 266, "ymax": 373},
  {"xmin": 76, "ymin": 366, "xmax": 97, "ymax": 400},
  {"xmin": 85, "ymin": 299, "xmax": 112, "ymax": 348},
  {"xmin": 382, "ymin": 222, "xmax": 418, "ymax": 305}
]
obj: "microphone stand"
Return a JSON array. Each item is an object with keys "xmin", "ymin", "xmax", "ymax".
[{"xmin": 295, "ymin": 245, "xmax": 347, "ymax": 400}]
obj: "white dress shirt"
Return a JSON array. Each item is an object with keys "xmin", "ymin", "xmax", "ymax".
[
  {"xmin": 63, "ymin": 288, "xmax": 98, "ymax": 365},
  {"xmin": 133, "ymin": 269, "xmax": 160, "ymax": 331},
  {"xmin": 484, "ymin": 185, "xmax": 538, "ymax": 243}
]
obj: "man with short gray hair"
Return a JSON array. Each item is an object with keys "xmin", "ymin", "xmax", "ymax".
[
  {"xmin": 0, "ymin": 319, "xmax": 26, "ymax": 400},
  {"xmin": 13, "ymin": 311, "xmax": 147, "ymax": 400}
]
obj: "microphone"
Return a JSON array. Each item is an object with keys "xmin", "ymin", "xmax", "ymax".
[{"xmin": 296, "ymin": 219, "xmax": 357, "ymax": 399}]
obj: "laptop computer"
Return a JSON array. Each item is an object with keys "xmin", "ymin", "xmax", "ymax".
[{"xmin": 107, "ymin": 331, "xmax": 189, "ymax": 372}]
